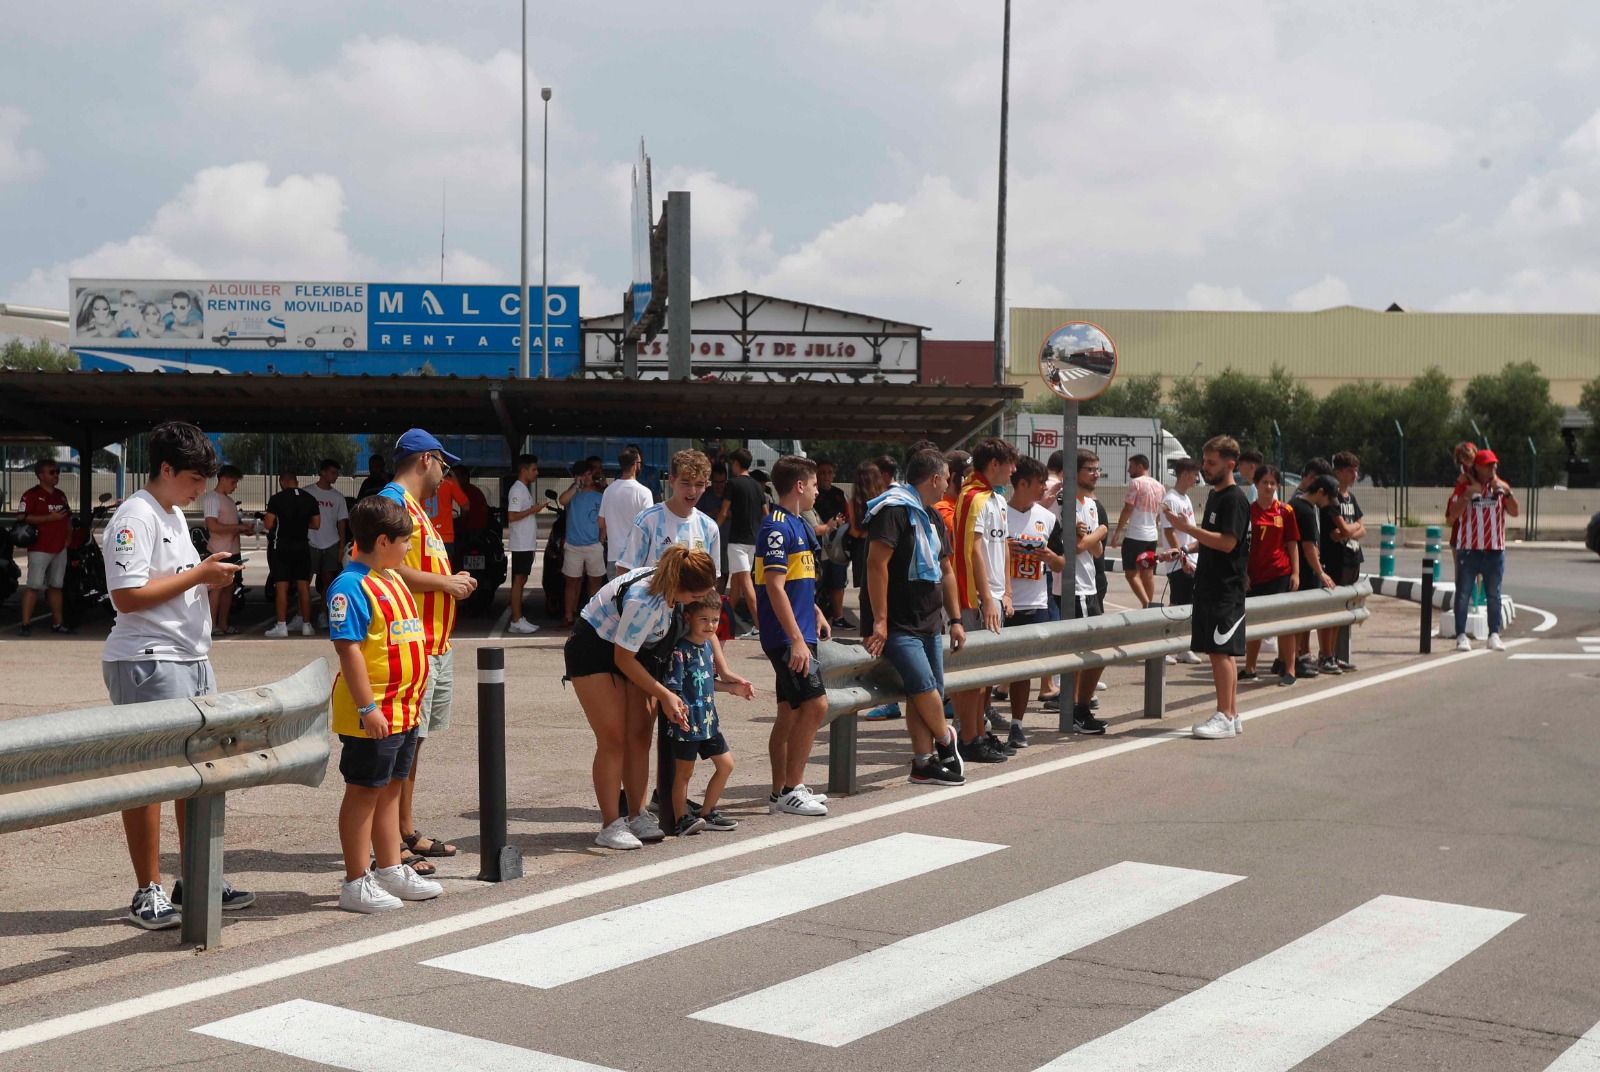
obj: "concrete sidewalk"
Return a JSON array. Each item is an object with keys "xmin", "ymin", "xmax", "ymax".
[{"xmin": 0, "ymin": 576, "xmax": 1428, "ymax": 1010}]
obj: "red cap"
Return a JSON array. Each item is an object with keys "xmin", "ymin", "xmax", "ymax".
[{"xmin": 1474, "ymin": 448, "xmax": 1499, "ymax": 466}]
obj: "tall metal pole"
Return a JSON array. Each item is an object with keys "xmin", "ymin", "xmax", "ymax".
[
  {"xmin": 540, "ymin": 87, "xmax": 552, "ymax": 379},
  {"xmin": 517, "ymin": 0, "xmax": 529, "ymax": 381},
  {"xmin": 991, "ymin": 0, "xmax": 1011, "ymax": 390}
]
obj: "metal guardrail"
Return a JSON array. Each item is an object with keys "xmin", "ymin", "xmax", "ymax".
[
  {"xmin": 819, "ymin": 581, "xmax": 1371, "ymax": 794},
  {"xmin": 0, "ymin": 660, "xmax": 332, "ymax": 948}
]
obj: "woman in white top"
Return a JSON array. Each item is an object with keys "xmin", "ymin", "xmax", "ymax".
[
  {"xmin": 563, "ymin": 546, "xmax": 735, "ymax": 850},
  {"xmin": 202, "ymin": 465, "xmax": 253, "ymax": 635}
]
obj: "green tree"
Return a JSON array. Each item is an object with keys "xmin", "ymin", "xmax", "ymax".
[
  {"xmin": 1, "ymin": 337, "xmax": 77, "ymax": 371},
  {"xmin": 1166, "ymin": 365, "xmax": 1317, "ymax": 463},
  {"xmin": 1305, "ymin": 381, "xmax": 1398, "ymax": 483},
  {"xmin": 1391, "ymin": 367, "xmax": 1461, "ymax": 486},
  {"xmin": 1459, "ymin": 361, "xmax": 1563, "ymax": 485},
  {"xmin": 218, "ymin": 433, "xmax": 360, "ymax": 474}
]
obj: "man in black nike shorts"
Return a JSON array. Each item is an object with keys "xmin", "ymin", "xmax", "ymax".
[{"xmin": 1163, "ymin": 434, "xmax": 1249, "ymax": 741}]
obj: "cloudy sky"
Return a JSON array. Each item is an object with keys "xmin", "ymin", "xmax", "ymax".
[{"xmin": 4, "ymin": 1, "xmax": 1600, "ymax": 337}]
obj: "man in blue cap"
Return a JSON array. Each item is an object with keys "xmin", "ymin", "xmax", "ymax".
[{"xmin": 377, "ymin": 429, "xmax": 478, "ymax": 868}]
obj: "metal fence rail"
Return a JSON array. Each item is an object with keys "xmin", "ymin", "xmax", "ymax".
[
  {"xmin": 819, "ymin": 582, "xmax": 1371, "ymax": 794},
  {"xmin": 0, "ymin": 660, "xmax": 332, "ymax": 947}
]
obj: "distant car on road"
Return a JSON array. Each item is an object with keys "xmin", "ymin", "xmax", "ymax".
[
  {"xmin": 301, "ymin": 324, "xmax": 357, "ymax": 349},
  {"xmin": 1587, "ymin": 510, "xmax": 1600, "ymax": 557},
  {"xmin": 212, "ymin": 316, "xmax": 286, "ymax": 347}
]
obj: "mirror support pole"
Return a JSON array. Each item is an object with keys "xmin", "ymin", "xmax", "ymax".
[{"xmin": 1057, "ymin": 396, "xmax": 1078, "ymax": 733}]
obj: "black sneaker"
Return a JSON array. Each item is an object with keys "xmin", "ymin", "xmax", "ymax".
[
  {"xmin": 674, "ymin": 813, "xmax": 708, "ymax": 837},
  {"xmin": 127, "ymin": 883, "xmax": 180, "ymax": 930},
  {"xmin": 1072, "ymin": 706, "xmax": 1107, "ymax": 735},
  {"xmin": 935, "ymin": 733, "xmax": 963, "ymax": 779},
  {"xmin": 17, "ymin": 625, "xmax": 30, "ymax": 638},
  {"xmin": 51, "ymin": 623, "xmax": 74, "ymax": 635},
  {"xmin": 1238, "ymin": 669, "xmax": 1259, "ymax": 681},
  {"xmin": 170, "ymin": 878, "xmax": 256, "ymax": 911},
  {"xmin": 959, "ymin": 737, "xmax": 1007, "ymax": 764},
  {"xmin": 1277, "ymin": 674, "xmax": 1296, "ymax": 687},
  {"xmin": 1296, "ymin": 657, "xmax": 1320, "ymax": 679},
  {"xmin": 985, "ymin": 731, "xmax": 1017, "ymax": 757},
  {"xmin": 1007, "ymin": 723, "xmax": 1029, "ymax": 749},
  {"xmin": 1269, "ymin": 658, "xmax": 1285, "ymax": 676},
  {"xmin": 910, "ymin": 758, "xmax": 964, "ymax": 786},
  {"xmin": 1038, "ymin": 692, "xmax": 1061, "ymax": 710},
  {"xmin": 1335, "ymin": 658, "xmax": 1357, "ymax": 672},
  {"xmin": 701, "ymin": 809, "xmax": 739, "ymax": 831},
  {"xmin": 1317, "ymin": 656, "xmax": 1343, "ymax": 675}
]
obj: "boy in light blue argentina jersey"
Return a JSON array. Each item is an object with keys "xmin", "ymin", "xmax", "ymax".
[{"xmin": 616, "ymin": 449, "xmax": 721, "ymax": 576}]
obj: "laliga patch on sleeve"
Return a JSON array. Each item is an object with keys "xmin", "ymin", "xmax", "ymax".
[
  {"xmin": 113, "ymin": 527, "xmax": 137, "ymax": 556},
  {"xmin": 328, "ymin": 593, "xmax": 349, "ymax": 626}
]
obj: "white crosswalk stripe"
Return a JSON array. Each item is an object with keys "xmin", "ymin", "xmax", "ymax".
[
  {"xmin": 692, "ymin": 860, "xmax": 1242, "ymax": 1046},
  {"xmin": 1545, "ymin": 1018, "xmax": 1600, "ymax": 1071},
  {"xmin": 1035, "ymin": 894, "xmax": 1521, "ymax": 1072},
  {"xmin": 422, "ymin": 832, "xmax": 1002, "ymax": 990},
  {"xmin": 193, "ymin": 999, "xmax": 622, "ymax": 1071}
]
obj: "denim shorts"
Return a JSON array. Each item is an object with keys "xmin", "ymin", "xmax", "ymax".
[{"xmin": 883, "ymin": 631, "xmax": 944, "ymax": 698}]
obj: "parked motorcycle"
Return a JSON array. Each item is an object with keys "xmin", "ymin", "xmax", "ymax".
[
  {"xmin": 459, "ymin": 506, "xmax": 508, "ymax": 616},
  {"xmin": 0, "ymin": 522, "xmax": 19, "ymax": 610},
  {"xmin": 62, "ymin": 495, "xmax": 117, "ymax": 628},
  {"xmin": 539, "ymin": 489, "xmax": 569, "ymax": 622}
]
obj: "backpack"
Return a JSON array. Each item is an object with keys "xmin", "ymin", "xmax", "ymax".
[{"xmin": 613, "ymin": 569, "xmax": 685, "ymax": 680}]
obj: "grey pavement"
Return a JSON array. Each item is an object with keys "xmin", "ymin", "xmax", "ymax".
[{"xmin": 0, "ymin": 548, "xmax": 1596, "ymax": 1070}]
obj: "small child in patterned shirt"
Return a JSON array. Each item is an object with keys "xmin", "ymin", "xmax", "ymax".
[{"xmin": 664, "ymin": 592, "xmax": 754, "ymax": 835}]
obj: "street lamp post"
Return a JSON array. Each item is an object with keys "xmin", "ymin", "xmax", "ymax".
[
  {"xmin": 518, "ymin": 0, "xmax": 529, "ymax": 381},
  {"xmin": 541, "ymin": 86, "xmax": 552, "ymax": 380}
]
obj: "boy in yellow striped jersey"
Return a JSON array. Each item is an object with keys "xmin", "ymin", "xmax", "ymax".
[{"xmin": 327, "ymin": 496, "xmax": 443, "ymax": 914}]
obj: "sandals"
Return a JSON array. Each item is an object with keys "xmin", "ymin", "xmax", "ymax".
[
  {"xmin": 374, "ymin": 854, "xmax": 436, "ymax": 877},
  {"xmin": 403, "ymin": 830, "xmax": 457, "ymax": 858}
]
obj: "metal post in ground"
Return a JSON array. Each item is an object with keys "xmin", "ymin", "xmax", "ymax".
[
  {"xmin": 655, "ymin": 713, "xmax": 677, "ymax": 834},
  {"xmin": 1057, "ymin": 396, "xmax": 1079, "ymax": 733},
  {"xmin": 179, "ymin": 793, "xmax": 226, "ymax": 949},
  {"xmin": 828, "ymin": 714, "xmax": 859, "ymax": 796},
  {"xmin": 1142, "ymin": 655, "xmax": 1165, "ymax": 718},
  {"xmin": 475, "ymin": 647, "xmax": 522, "ymax": 882},
  {"xmin": 1420, "ymin": 558, "xmax": 1434, "ymax": 654}
]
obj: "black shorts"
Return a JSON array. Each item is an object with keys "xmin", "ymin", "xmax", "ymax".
[
  {"xmin": 765, "ymin": 642, "xmax": 827, "ymax": 707},
  {"xmin": 1071, "ymin": 593, "xmax": 1104, "ymax": 619},
  {"xmin": 511, "ymin": 550, "xmax": 535, "ymax": 578},
  {"xmin": 563, "ymin": 619, "xmax": 618, "ymax": 680},
  {"xmin": 1121, "ymin": 538, "xmax": 1158, "ymax": 571},
  {"xmin": 1192, "ymin": 594, "xmax": 1246, "ymax": 655},
  {"xmin": 1164, "ymin": 571, "xmax": 1195, "ymax": 607},
  {"xmin": 338, "ymin": 727, "xmax": 418, "ymax": 788},
  {"xmin": 270, "ymin": 543, "xmax": 312, "ymax": 584},
  {"xmin": 669, "ymin": 730, "xmax": 731, "ymax": 763},
  {"xmin": 1332, "ymin": 561, "xmax": 1361, "ymax": 587},
  {"xmin": 1250, "ymin": 574, "xmax": 1293, "ymax": 597},
  {"xmin": 1005, "ymin": 607, "xmax": 1051, "ymax": 629}
]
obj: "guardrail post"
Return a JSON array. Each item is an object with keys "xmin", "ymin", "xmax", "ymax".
[
  {"xmin": 1420, "ymin": 558, "xmax": 1434, "ymax": 654},
  {"xmin": 828, "ymin": 714, "xmax": 859, "ymax": 796},
  {"xmin": 1142, "ymin": 656, "xmax": 1165, "ymax": 718},
  {"xmin": 475, "ymin": 647, "xmax": 522, "ymax": 882},
  {"xmin": 179, "ymin": 793, "xmax": 225, "ymax": 949}
]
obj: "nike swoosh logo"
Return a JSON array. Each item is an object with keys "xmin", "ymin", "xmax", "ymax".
[{"xmin": 1213, "ymin": 616, "xmax": 1244, "ymax": 645}]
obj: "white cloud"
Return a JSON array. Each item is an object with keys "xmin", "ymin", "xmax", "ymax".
[
  {"xmin": 1287, "ymin": 274, "xmax": 1352, "ymax": 311},
  {"xmin": 1436, "ymin": 268, "xmax": 1600, "ymax": 312},
  {"xmin": 1184, "ymin": 283, "xmax": 1262, "ymax": 311},
  {"xmin": 0, "ymin": 105, "xmax": 45, "ymax": 184}
]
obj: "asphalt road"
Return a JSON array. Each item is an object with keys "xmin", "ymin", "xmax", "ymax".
[{"xmin": 1, "ymin": 548, "xmax": 1596, "ymax": 1071}]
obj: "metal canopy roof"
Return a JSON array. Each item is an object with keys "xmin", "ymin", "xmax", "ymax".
[{"xmin": 0, "ymin": 370, "xmax": 1019, "ymax": 452}]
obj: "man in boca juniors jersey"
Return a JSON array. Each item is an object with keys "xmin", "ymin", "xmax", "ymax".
[
  {"xmin": 754, "ymin": 456, "xmax": 833, "ymax": 818},
  {"xmin": 327, "ymin": 496, "xmax": 441, "ymax": 913},
  {"xmin": 378, "ymin": 428, "xmax": 478, "ymax": 867}
]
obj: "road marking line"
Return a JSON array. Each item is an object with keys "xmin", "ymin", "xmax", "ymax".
[
  {"xmin": 422, "ymin": 833, "xmax": 1001, "ymax": 989},
  {"xmin": 0, "ymin": 639, "xmax": 1523, "ymax": 1057},
  {"xmin": 486, "ymin": 606, "xmax": 511, "ymax": 640},
  {"xmin": 1517, "ymin": 603, "xmax": 1560, "ymax": 632},
  {"xmin": 1544, "ymin": 1016, "xmax": 1600, "ymax": 1071},
  {"xmin": 1507, "ymin": 654, "xmax": 1600, "ymax": 661},
  {"xmin": 1036, "ymin": 894, "xmax": 1520, "ymax": 1072},
  {"xmin": 692, "ymin": 860, "xmax": 1242, "ymax": 1047},
  {"xmin": 193, "ymin": 998, "xmax": 621, "ymax": 1071}
]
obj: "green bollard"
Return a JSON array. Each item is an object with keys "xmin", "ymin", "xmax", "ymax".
[
  {"xmin": 1424, "ymin": 525, "xmax": 1442, "ymax": 581},
  {"xmin": 1380, "ymin": 523, "xmax": 1396, "ymax": 577}
]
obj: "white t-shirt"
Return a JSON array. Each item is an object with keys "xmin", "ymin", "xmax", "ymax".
[
  {"xmin": 1158, "ymin": 488, "xmax": 1198, "ymax": 575},
  {"xmin": 507, "ymin": 480, "xmax": 538, "ymax": 553},
  {"xmin": 305, "ymin": 484, "xmax": 349, "ymax": 550},
  {"xmin": 971, "ymin": 493, "xmax": 1008, "ymax": 602},
  {"xmin": 201, "ymin": 490, "xmax": 240, "ymax": 556},
  {"xmin": 598, "ymin": 477, "xmax": 654, "ymax": 562},
  {"xmin": 1122, "ymin": 474, "xmax": 1165, "ymax": 542},
  {"xmin": 1006, "ymin": 502, "xmax": 1056, "ymax": 611},
  {"xmin": 103, "ymin": 490, "xmax": 211, "ymax": 662},
  {"xmin": 1074, "ymin": 495, "xmax": 1101, "ymax": 597},
  {"xmin": 618, "ymin": 502, "xmax": 722, "ymax": 576}
]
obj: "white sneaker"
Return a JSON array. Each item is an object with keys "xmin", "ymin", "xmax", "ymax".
[
  {"xmin": 1164, "ymin": 654, "xmax": 1177, "ymax": 665},
  {"xmin": 1455, "ymin": 634, "xmax": 1472, "ymax": 652},
  {"xmin": 772, "ymin": 788, "xmax": 828, "ymax": 816},
  {"xmin": 300, "ymin": 622, "xmax": 315, "ymax": 637},
  {"xmin": 627, "ymin": 812, "xmax": 666, "ymax": 843},
  {"xmin": 1192, "ymin": 711, "xmax": 1236, "ymax": 740},
  {"xmin": 507, "ymin": 618, "xmax": 539, "ymax": 635},
  {"xmin": 595, "ymin": 817, "xmax": 643, "ymax": 850},
  {"xmin": 1179, "ymin": 651, "xmax": 1204, "ymax": 665},
  {"xmin": 373, "ymin": 863, "xmax": 442, "ymax": 901},
  {"xmin": 265, "ymin": 622, "xmax": 289, "ymax": 639},
  {"xmin": 1096, "ymin": 680, "xmax": 1109, "ymax": 689},
  {"xmin": 287, "ymin": 614, "xmax": 304, "ymax": 630},
  {"xmin": 340, "ymin": 872, "xmax": 402, "ymax": 914},
  {"xmin": 1231, "ymin": 715, "xmax": 1244, "ymax": 736},
  {"xmin": 1487, "ymin": 633, "xmax": 1505, "ymax": 651}
]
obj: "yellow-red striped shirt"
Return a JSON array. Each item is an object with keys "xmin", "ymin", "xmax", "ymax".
[
  {"xmin": 380, "ymin": 483, "xmax": 457, "ymax": 655},
  {"xmin": 328, "ymin": 564, "xmax": 429, "ymax": 736}
]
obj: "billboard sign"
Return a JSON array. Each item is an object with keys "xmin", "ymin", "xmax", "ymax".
[{"xmin": 68, "ymin": 277, "xmax": 580, "ymax": 377}]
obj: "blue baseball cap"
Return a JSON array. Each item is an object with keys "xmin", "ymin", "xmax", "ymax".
[{"xmin": 393, "ymin": 428, "xmax": 460, "ymax": 465}]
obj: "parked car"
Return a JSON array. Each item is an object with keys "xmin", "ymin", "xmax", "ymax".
[
  {"xmin": 1587, "ymin": 510, "xmax": 1600, "ymax": 557},
  {"xmin": 301, "ymin": 324, "xmax": 358, "ymax": 349}
]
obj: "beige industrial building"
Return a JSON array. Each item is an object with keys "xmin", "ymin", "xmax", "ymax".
[{"xmin": 1007, "ymin": 305, "xmax": 1598, "ymax": 408}]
